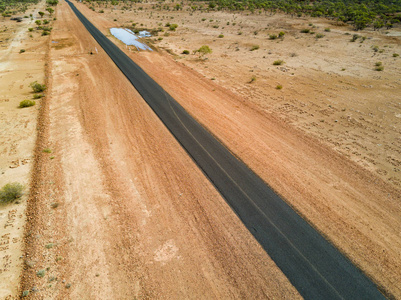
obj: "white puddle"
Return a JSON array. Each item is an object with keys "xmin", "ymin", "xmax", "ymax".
[{"xmin": 110, "ymin": 28, "xmax": 152, "ymax": 51}]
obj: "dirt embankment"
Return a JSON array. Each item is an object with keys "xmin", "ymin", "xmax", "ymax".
[
  {"xmin": 0, "ymin": 1, "xmax": 48, "ymax": 298},
  {"xmin": 18, "ymin": 0, "xmax": 401, "ymax": 299}
]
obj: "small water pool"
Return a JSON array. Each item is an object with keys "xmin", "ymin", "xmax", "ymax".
[{"xmin": 110, "ymin": 28, "xmax": 152, "ymax": 51}]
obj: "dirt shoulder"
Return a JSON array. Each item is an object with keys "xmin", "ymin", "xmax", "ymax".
[{"xmin": 0, "ymin": 1, "xmax": 48, "ymax": 298}]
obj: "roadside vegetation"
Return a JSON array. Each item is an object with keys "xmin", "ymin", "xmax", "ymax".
[{"xmin": 0, "ymin": 182, "xmax": 25, "ymax": 203}]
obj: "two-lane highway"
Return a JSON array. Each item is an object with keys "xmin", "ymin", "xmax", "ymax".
[{"xmin": 65, "ymin": 1, "xmax": 385, "ymax": 298}]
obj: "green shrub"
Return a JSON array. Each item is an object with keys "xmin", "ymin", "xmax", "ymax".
[
  {"xmin": 196, "ymin": 45, "xmax": 212, "ymax": 57},
  {"xmin": 278, "ymin": 31, "xmax": 285, "ymax": 38},
  {"xmin": 28, "ymin": 27, "xmax": 33, "ymax": 32},
  {"xmin": 19, "ymin": 49, "xmax": 25, "ymax": 53},
  {"xmin": 316, "ymin": 33, "xmax": 325, "ymax": 39},
  {"xmin": 300, "ymin": 29, "xmax": 310, "ymax": 33},
  {"xmin": 273, "ymin": 60, "xmax": 284, "ymax": 65},
  {"xmin": 324, "ymin": 28, "xmax": 331, "ymax": 32},
  {"xmin": 30, "ymin": 81, "xmax": 46, "ymax": 93},
  {"xmin": 375, "ymin": 62, "xmax": 384, "ymax": 71},
  {"xmin": 269, "ymin": 34, "xmax": 277, "ymax": 40},
  {"xmin": 19, "ymin": 100, "xmax": 35, "ymax": 108},
  {"xmin": 250, "ymin": 45, "xmax": 259, "ymax": 51},
  {"xmin": 169, "ymin": 24, "xmax": 178, "ymax": 31},
  {"xmin": 218, "ymin": 34, "xmax": 224, "ymax": 38},
  {"xmin": 393, "ymin": 53, "xmax": 399, "ymax": 57},
  {"xmin": 182, "ymin": 50, "xmax": 190, "ymax": 54},
  {"xmin": 0, "ymin": 182, "xmax": 25, "ymax": 203},
  {"xmin": 36, "ymin": 269, "xmax": 45, "ymax": 278},
  {"xmin": 99, "ymin": 9, "xmax": 104, "ymax": 13},
  {"xmin": 276, "ymin": 84, "xmax": 283, "ymax": 89},
  {"xmin": 33, "ymin": 94, "xmax": 43, "ymax": 99}
]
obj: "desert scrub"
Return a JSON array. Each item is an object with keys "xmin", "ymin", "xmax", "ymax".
[
  {"xmin": 218, "ymin": 34, "xmax": 224, "ymax": 38},
  {"xmin": 279, "ymin": 31, "xmax": 285, "ymax": 38},
  {"xmin": 19, "ymin": 100, "xmax": 35, "ymax": 108},
  {"xmin": 315, "ymin": 33, "xmax": 325, "ymax": 39},
  {"xmin": 33, "ymin": 94, "xmax": 43, "ymax": 99},
  {"xmin": 375, "ymin": 62, "xmax": 384, "ymax": 71},
  {"xmin": 169, "ymin": 24, "xmax": 178, "ymax": 31},
  {"xmin": 250, "ymin": 45, "xmax": 259, "ymax": 51},
  {"xmin": 300, "ymin": 29, "xmax": 310, "ymax": 33},
  {"xmin": 393, "ymin": 53, "xmax": 399, "ymax": 57},
  {"xmin": 0, "ymin": 182, "xmax": 25, "ymax": 203},
  {"xmin": 324, "ymin": 28, "xmax": 331, "ymax": 32},
  {"xmin": 273, "ymin": 60, "xmax": 285, "ymax": 65},
  {"xmin": 182, "ymin": 50, "xmax": 190, "ymax": 54},
  {"xmin": 249, "ymin": 75, "xmax": 256, "ymax": 83},
  {"xmin": 19, "ymin": 49, "xmax": 25, "ymax": 53},
  {"xmin": 276, "ymin": 84, "xmax": 283, "ymax": 89},
  {"xmin": 30, "ymin": 81, "xmax": 46, "ymax": 93},
  {"xmin": 269, "ymin": 34, "xmax": 277, "ymax": 40}
]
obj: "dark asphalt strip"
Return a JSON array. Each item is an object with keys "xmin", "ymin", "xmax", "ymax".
[{"xmin": 65, "ymin": 1, "xmax": 385, "ymax": 298}]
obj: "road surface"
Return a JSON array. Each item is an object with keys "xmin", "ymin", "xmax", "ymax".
[{"xmin": 65, "ymin": 1, "xmax": 385, "ymax": 298}]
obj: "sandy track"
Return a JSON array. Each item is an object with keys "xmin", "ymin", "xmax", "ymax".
[{"xmin": 21, "ymin": 1, "xmax": 301, "ymax": 298}]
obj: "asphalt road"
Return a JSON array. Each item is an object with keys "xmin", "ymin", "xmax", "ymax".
[{"xmin": 65, "ymin": 1, "xmax": 386, "ymax": 298}]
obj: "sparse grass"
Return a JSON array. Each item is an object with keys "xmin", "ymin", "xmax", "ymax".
[
  {"xmin": 273, "ymin": 60, "xmax": 284, "ymax": 65},
  {"xmin": 36, "ymin": 269, "xmax": 46, "ymax": 278},
  {"xmin": 351, "ymin": 34, "xmax": 359, "ymax": 42},
  {"xmin": 0, "ymin": 182, "xmax": 25, "ymax": 203},
  {"xmin": 19, "ymin": 100, "xmax": 35, "ymax": 108},
  {"xmin": 250, "ymin": 45, "xmax": 259, "ymax": 51}
]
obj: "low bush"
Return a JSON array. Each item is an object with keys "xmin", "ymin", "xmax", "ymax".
[
  {"xmin": 316, "ymin": 33, "xmax": 325, "ymax": 39},
  {"xmin": 250, "ymin": 45, "xmax": 259, "ymax": 51},
  {"xmin": 300, "ymin": 29, "xmax": 310, "ymax": 33},
  {"xmin": 273, "ymin": 60, "xmax": 285, "ymax": 65},
  {"xmin": 19, "ymin": 100, "xmax": 35, "ymax": 108},
  {"xmin": 276, "ymin": 84, "xmax": 283, "ymax": 89},
  {"xmin": 19, "ymin": 49, "xmax": 25, "ymax": 53},
  {"xmin": 182, "ymin": 50, "xmax": 189, "ymax": 54},
  {"xmin": 269, "ymin": 34, "xmax": 277, "ymax": 40},
  {"xmin": 30, "ymin": 81, "xmax": 46, "ymax": 93},
  {"xmin": 218, "ymin": 34, "xmax": 224, "ymax": 38},
  {"xmin": 0, "ymin": 182, "xmax": 25, "ymax": 203}
]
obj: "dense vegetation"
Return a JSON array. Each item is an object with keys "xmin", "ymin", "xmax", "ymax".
[
  {"xmin": 208, "ymin": 0, "xmax": 401, "ymax": 30},
  {"xmin": 0, "ymin": 0, "xmax": 57, "ymax": 16},
  {"xmin": 84, "ymin": 0, "xmax": 401, "ymax": 31}
]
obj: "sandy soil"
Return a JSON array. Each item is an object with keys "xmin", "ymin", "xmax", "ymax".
[
  {"xmin": 17, "ymin": 0, "xmax": 401, "ymax": 299},
  {"xmin": 0, "ymin": 1, "xmax": 48, "ymax": 298}
]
